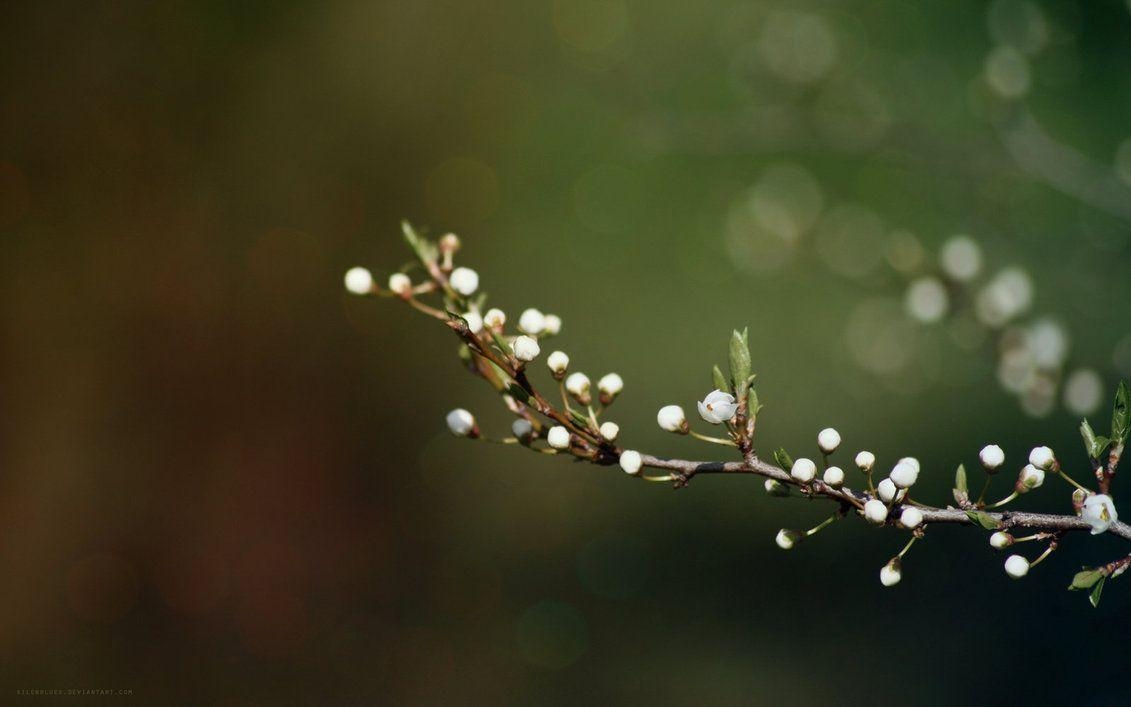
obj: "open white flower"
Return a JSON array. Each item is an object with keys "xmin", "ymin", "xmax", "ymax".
[
  {"xmin": 446, "ymin": 409, "xmax": 477, "ymax": 437},
  {"xmin": 547, "ymin": 426, "xmax": 571, "ymax": 449},
  {"xmin": 791, "ymin": 458, "xmax": 817, "ymax": 483},
  {"xmin": 817, "ymin": 428, "xmax": 841, "ymax": 453},
  {"xmin": 512, "ymin": 335, "xmax": 541, "ymax": 362},
  {"xmin": 880, "ymin": 558, "xmax": 902, "ymax": 587},
  {"xmin": 657, "ymin": 405, "xmax": 687, "ymax": 433},
  {"xmin": 1029, "ymin": 446, "xmax": 1056, "ymax": 470},
  {"xmin": 1004, "ymin": 554, "xmax": 1029, "ymax": 578},
  {"xmin": 619, "ymin": 450, "xmax": 642, "ymax": 475},
  {"xmin": 343, "ymin": 267, "xmax": 374, "ymax": 295},
  {"xmin": 449, "ymin": 267, "xmax": 479, "ymax": 296},
  {"xmin": 518, "ymin": 308, "xmax": 546, "ymax": 335},
  {"xmin": 979, "ymin": 444, "xmax": 1005, "ymax": 471},
  {"xmin": 697, "ymin": 389, "xmax": 738, "ymax": 424},
  {"xmin": 1082, "ymin": 494, "xmax": 1118, "ymax": 535}
]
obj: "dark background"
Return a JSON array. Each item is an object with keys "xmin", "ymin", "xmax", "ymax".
[{"xmin": 1, "ymin": 1, "xmax": 1130, "ymax": 705}]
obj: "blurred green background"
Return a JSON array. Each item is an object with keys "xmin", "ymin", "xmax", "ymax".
[{"xmin": 2, "ymin": 0, "xmax": 1131, "ymax": 704}]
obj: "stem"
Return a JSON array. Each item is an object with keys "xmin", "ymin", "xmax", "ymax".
[
  {"xmin": 689, "ymin": 430, "xmax": 738, "ymax": 447},
  {"xmin": 976, "ymin": 476, "xmax": 993, "ymax": 506},
  {"xmin": 987, "ymin": 491, "xmax": 1019, "ymax": 509}
]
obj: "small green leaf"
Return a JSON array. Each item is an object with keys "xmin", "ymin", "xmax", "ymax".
[
  {"xmin": 964, "ymin": 510, "xmax": 1001, "ymax": 530},
  {"xmin": 1112, "ymin": 380, "xmax": 1130, "ymax": 446},
  {"xmin": 712, "ymin": 365, "xmax": 730, "ymax": 393},
  {"xmin": 955, "ymin": 464, "xmax": 968, "ymax": 494},
  {"xmin": 772, "ymin": 447, "xmax": 794, "ymax": 472},
  {"xmin": 506, "ymin": 383, "xmax": 530, "ymax": 404},
  {"xmin": 1080, "ymin": 419, "xmax": 1111, "ymax": 461},
  {"xmin": 1090, "ymin": 576, "xmax": 1107, "ymax": 608},
  {"xmin": 729, "ymin": 328, "xmax": 752, "ymax": 399},
  {"xmin": 1069, "ymin": 568, "xmax": 1106, "ymax": 591},
  {"xmin": 401, "ymin": 220, "xmax": 438, "ymax": 263},
  {"xmin": 568, "ymin": 408, "xmax": 590, "ymax": 427},
  {"xmin": 746, "ymin": 388, "xmax": 762, "ymax": 418}
]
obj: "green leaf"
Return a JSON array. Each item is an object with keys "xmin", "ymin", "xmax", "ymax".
[
  {"xmin": 1081, "ymin": 419, "xmax": 1112, "ymax": 461},
  {"xmin": 1112, "ymin": 380, "xmax": 1130, "ymax": 447},
  {"xmin": 505, "ymin": 383, "xmax": 531, "ymax": 404},
  {"xmin": 712, "ymin": 365, "xmax": 730, "ymax": 393},
  {"xmin": 1069, "ymin": 568, "xmax": 1106, "ymax": 591},
  {"xmin": 954, "ymin": 464, "xmax": 968, "ymax": 494},
  {"xmin": 746, "ymin": 388, "xmax": 762, "ymax": 418},
  {"xmin": 401, "ymin": 220, "xmax": 437, "ymax": 263},
  {"xmin": 772, "ymin": 447, "xmax": 794, "ymax": 472},
  {"xmin": 729, "ymin": 328, "xmax": 751, "ymax": 399},
  {"xmin": 568, "ymin": 408, "xmax": 590, "ymax": 427},
  {"xmin": 964, "ymin": 510, "xmax": 1001, "ymax": 530},
  {"xmin": 1090, "ymin": 576, "xmax": 1107, "ymax": 608}
]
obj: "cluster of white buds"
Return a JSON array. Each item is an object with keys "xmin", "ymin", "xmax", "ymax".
[
  {"xmin": 657, "ymin": 405, "xmax": 688, "ymax": 434},
  {"xmin": 880, "ymin": 558, "xmax": 902, "ymax": 587},
  {"xmin": 448, "ymin": 267, "xmax": 479, "ymax": 296},
  {"xmin": 483, "ymin": 308, "xmax": 506, "ymax": 331},
  {"xmin": 1082, "ymin": 494, "xmax": 1119, "ymax": 535},
  {"xmin": 697, "ymin": 390, "xmax": 738, "ymax": 424},
  {"xmin": 511, "ymin": 335, "xmax": 541, "ymax": 363},
  {"xmin": 979, "ymin": 444, "xmax": 1005, "ymax": 472},
  {"xmin": 547, "ymin": 426, "xmax": 571, "ymax": 450},
  {"xmin": 1016, "ymin": 464, "xmax": 1045, "ymax": 492},
  {"xmin": 1004, "ymin": 554, "xmax": 1030, "ymax": 578},
  {"xmin": 817, "ymin": 428, "xmax": 841, "ymax": 454},
  {"xmin": 388, "ymin": 273, "xmax": 412, "ymax": 296},
  {"xmin": 597, "ymin": 373, "xmax": 624, "ymax": 405},
  {"xmin": 445, "ymin": 409, "xmax": 478, "ymax": 438},
  {"xmin": 619, "ymin": 450, "xmax": 642, "ymax": 475},
  {"xmin": 565, "ymin": 372, "xmax": 591, "ymax": 405},
  {"xmin": 599, "ymin": 421, "xmax": 620, "ymax": 441},
  {"xmin": 343, "ymin": 267, "xmax": 375, "ymax": 295},
  {"xmin": 790, "ymin": 458, "xmax": 817, "ymax": 484},
  {"xmin": 547, "ymin": 350, "xmax": 569, "ymax": 378},
  {"xmin": 990, "ymin": 531, "xmax": 1013, "ymax": 549}
]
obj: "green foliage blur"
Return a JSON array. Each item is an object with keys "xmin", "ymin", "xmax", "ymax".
[{"xmin": 1, "ymin": 1, "xmax": 1131, "ymax": 704}]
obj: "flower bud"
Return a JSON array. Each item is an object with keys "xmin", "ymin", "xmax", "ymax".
[
  {"xmin": 518, "ymin": 308, "xmax": 546, "ymax": 335},
  {"xmin": 343, "ymin": 267, "xmax": 374, "ymax": 295},
  {"xmin": 899, "ymin": 506, "xmax": 923, "ymax": 529},
  {"xmin": 1082, "ymin": 493, "xmax": 1118, "ymax": 535},
  {"xmin": 657, "ymin": 405, "xmax": 688, "ymax": 433},
  {"xmin": 880, "ymin": 558, "xmax": 902, "ymax": 587},
  {"xmin": 822, "ymin": 466, "xmax": 845, "ymax": 487},
  {"xmin": 511, "ymin": 335, "xmax": 540, "ymax": 362},
  {"xmin": 597, "ymin": 373, "xmax": 624, "ymax": 404},
  {"xmin": 1016, "ymin": 464, "xmax": 1044, "ymax": 492},
  {"xmin": 547, "ymin": 351, "xmax": 570, "ymax": 378},
  {"xmin": 864, "ymin": 499, "xmax": 888, "ymax": 525},
  {"xmin": 775, "ymin": 529, "xmax": 804, "ymax": 550},
  {"xmin": 483, "ymin": 308, "xmax": 506, "ymax": 331},
  {"xmin": 565, "ymin": 373, "xmax": 592, "ymax": 404},
  {"xmin": 855, "ymin": 451, "xmax": 875, "ymax": 472},
  {"xmin": 817, "ymin": 427, "xmax": 841, "ymax": 453},
  {"xmin": 512, "ymin": 418, "xmax": 534, "ymax": 441},
  {"xmin": 764, "ymin": 479, "xmax": 791, "ymax": 497},
  {"xmin": 979, "ymin": 444, "xmax": 1005, "ymax": 472},
  {"xmin": 989, "ymin": 531, "xmax": 1012, "ymax": 549},
  {"xmin": 543, "ymin": 314, "xmax": 562, "ymax": 336},
  {"xmin": 1028, "ymin": 445, "xmax": 1056, "ymax": 471},
  {"xmin": 897, "ymin": 457, "xmax": 921, "ymax": 473},
  {"xmin": 619, "ymin": 449, "xmax": 642, "ymax": 475},
  {"xmin": 877, "ymin": 478, "xmax": 904, "ymax": 504},
  {"xmin": 388, "ymin": 273, "xmax": 412, "ymax": 296},
  {"xmin": 790, "ymin": 458, "xmax": 817, "ymax": 483},
  {"xmin": 547, "ymin": 425, "xmax": 571, "ymax": 450},
  {"xmin": 890, "ymin": 460, "xmax": 919, "ymax": 489},
  {"xmin": 1004, "ymin": 554, "xmax": 1029, "ymax": 579},
  {"xmin": 449, "ymin": 267, "xmax": 479, "ymax": 296},
  {"xmin": 698, "ymin": 390, "xmax": 738, "ymax": 424},
  {"xmin": 462, "ymin": 309, "xmax": 483, "ymax": 334},
  {"xmin": 445, "ymin": 408, "xmax": 477, "ymax": 437},
  {"xmin": 599, "ymin": 421, "xmax": 620, "ymax": 441},
  {"xmin": 439, "ymin": 232, "xmax": 461, "ymax": 254}
]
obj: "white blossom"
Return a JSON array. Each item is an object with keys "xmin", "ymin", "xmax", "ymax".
[
  {"xmin": 900, "ymin": 507, "xmax": 923, "ymax": 529},
  {"xmin": 511, "ymin": 335, "xmax": 541, "ymax": 362},
  {"xmin": 817, "ymin": 427, "xmax": 841, "ymax": 453},
  {"xmin": 823, "ymin": 466, "xmax": 845, "ymax": 487},
  {"xmin": 547, "ymin": 351, "xmax": 570, "ymax": 375},
  {"xmin": 1028, "ymin": 446, "xmax": 1056, "ymax": 470},
  {"xmin": 483, "ymin": 308, "xmax": 506, "ymax": 330},
  {"xmin": 449, "ymin": 267, "xmax": 479, "ymax": 296},
  {"xmin": 543, "ymin": 314, "xmax": 562, "ymax": 335},
  {"xmin": 1082, "ymin": 494, "xmax": 1118, "ymax": 535},
  {"xmin": 547, "ymin": 425, "xmax": 571, "ymax": 449},
  {"xmin": 565, "ymin": 372, "xmax": 591, "ymax": 399},
  {"xmin": 877, "ymin": 478, "xmax": 905, "ymax": 504},
  {"xmin": 511, "ymin": 419, "xmax": 533, "ymax": 441},
  {"xmin": 619, "ymin": 449, "xmax": 642, "ymax": 475},
  {"xmin": 989, "ymin": 531, "xmax": 1012, "ymax": 549},
  {"xmin": 343, "ymin": 267, "xmax": 374, "ymax": 295},
  {"xmin": 880, "ymin": 559, "xmax": 902, "ymax": 587},
  {"xmin": 597, "ymin": 373, "xmax": 624, "ymax": 398},
  {"xmin": 446, "ymin": 409, "xmax": 476, "ymax": 437},
  {"xmin": 979, "ymin": 444, "xmax": 1005, "ymax": 471},
  {"xmin": 388, "ymin": 273, "xmax": 412, "ymax": 295},
  {"xmin": 1004, "ymin": 554, "xmax": 1030, "ymax": 579},
  {"xmin": 791, "ymin": 458, "xmax": 817, "ymax": 483},
  {"xmin": 439, "ymin": 232, "xmax": 461, "ymax": 253},
  {"xmin": 855, "ymin": 451, "xmax": 875, "ymax": 471},
  {"xmin": 518, "ymin": 308, "xmax": 546, "ymax": 335},
  {"xmin": 599, "ymin": 421, "xmax": 620, "ymax": 441},
  {"xmin": 890, "ymin": 460, "xmax": 919, "ymax": 489},
  {"xmin": 462, "ymin": 309, "xmax": 483, "ymax": 334},
  {"xmin": 657, "ymin": 405, "xmax": 687, "ymax": 433},
  {"xmin": 697, "ymin": 389, "xmax": 738, "ymax": 424},
  {"xmin": 1018, "ymin": 464, "xmax": 1044, "ymax": 491},
  {"xmin": 897, "ymin": 457, "xmax": 921, "ymax": 473},
  {"xmin": 864, "ymin": 499, "xmax": 888, "ymax": 525}
]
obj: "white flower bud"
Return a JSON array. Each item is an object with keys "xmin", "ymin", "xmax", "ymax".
[
  {"xmin": 511, "ymin": 335, "xmax": 541, "ymax": 362},
  {"xmin": 979, "ymin": 444, "xmax": 1005, "ymax": 471},
  {"xmin": 619, "ymin": 449, "xmax": 642, "ymax": 475},
  {"xmin": 599, "ymin": 421, "xmax": 620, "ymax": 441},
  {"xmin": 880, "ymin": 558, "xmax": 902, "ymax": 587},
  {"xmin": 597, "ymin": 373, "xmax": 624, "ymax": 398},
  {"xmin": 388, "ymin": 273, "xmax": 412, "ymax": 295},
  {"xmin": 864, "ymin": 499, "xmax": 888, "ymax": 525},
  {"xmin": 855, "ymin": 451, "xmax": 875, "ymax": 472},
  {"xmin": 890, "ymin": 460, "xmax": 919, "ymax": 489},
  {"xmin": 546, "ymin": 351, "xmax": 570, "ymax": 377},
  {"xmin": 343, "ymin": 267, "xmax": 374, "ymax": 295},
  {"xmin": 565, "ymin": 372, "xmax": 591, "ymax": 402},
  {"xmin": 449, "ymin": 267, "xmax": 479, "ymax": 296},
  {"xmin": 989, "ymin": 531, "xmax": 1012, "ymax": 549},
  {"xmin": 439, "ymin": 232, "xmax": 461, "ymax": 253},
  {"xmin": 899, "ymin": 507, "xmax": 923, "ymax": 529},
  {"xmin": 775, "ymin": 529, "xmax": 804, "ymax": 550},
  {"xmin": 518, "ymin": 308, "xmax": 546, "ymax": 335},
  {"xmin": 657, "ymin": 405, "xmax": 687, "ymax": 433},
  {"xmin": 877, "ymin": 478, "xmax": 904, "ymax": 503},
  {"xmin": 817, "ymin": 427, "xmax": 841, "ymax": 453},
  {"xmin": 764, "ymin": 479, "xmax": 790, "ymax": 497},
  {"xmin": 1004, "ymin": 554, "xmax": 1030, "ymax": 579},
  {"xmin": 462, "ymin": 309, "xmax": 483, "ymax": 334},
  {"xmin": 483, "ymin": 308, "xmax": 506, "ymax": 330},
  {"xmin": 1028, "ymin": 446, "xmax": 1056, "ymax": 470},
  {"xmin": 697, "ymin": 389, "xmax": 738, "ymax": 424},
  {"xmin": 543, "ymin": 314, "xmax": 562, "ymax": 335},
  {"xmin": 790, "ymin": 458, "xmax": 817, "ymax": 483},
  {"xmin": 547, "ymin": 425, "xmax": 571, "ymax": 450},
  {"xmin": 897, "ymin": 457, "xmax": 921, "ymax": 473},
  {"xmin": 511, "ymin": 419, "xmax": 533, "ymax": 441},
  {"xmin": 445, "ymin": 408, "xmax": 476, "ymax": 437},
  {"xmin": 1082, "ymin": 494, "xmax": 1119, "ymax": 535},
  {"xmin": 822, "ymin": 466, "xmax": 845, "ymax": 487},
  {"xmin": 1017, "ymin": 464, "xmax": 1044, "ymax": 491}
]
